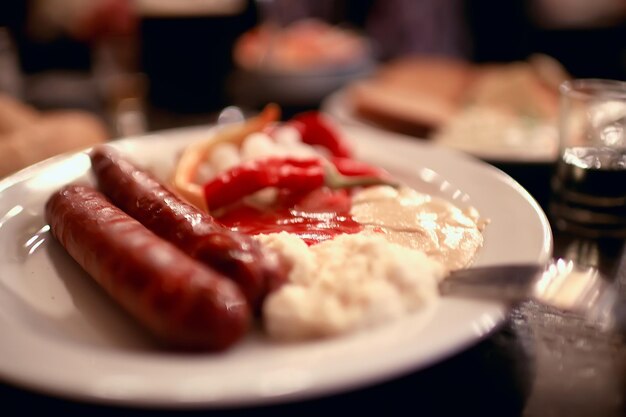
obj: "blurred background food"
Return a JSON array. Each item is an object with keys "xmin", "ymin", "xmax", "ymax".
[
  {"xmin": 0, "ymin": 0, "xmax": 624, "ymax": 177},
  {"xmin": 343, "ymin": 54, "xmax": 568, "ymax": 160},
  {"xmin": 233, "ymin": 19, "xmax": 371, "ymax": 74},
  {"xmin": 228, "ymin": 1, "xmax": 375, "ymax": 112},
  {"xmin": 229, "ymin": 17, "xmax": 374, "ymax": 110},
  {"xmin": 0, "ymin": 93, "xmax": 108, "ymax": 177}
]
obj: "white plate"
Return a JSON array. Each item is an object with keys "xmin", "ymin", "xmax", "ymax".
[
  {"xmin": 0, "ymin": 124, "xmax": 552, "ymax": 408},
  {"xmin": 322, "ymin": 90, "xmax": 559, "ymax": 164}
]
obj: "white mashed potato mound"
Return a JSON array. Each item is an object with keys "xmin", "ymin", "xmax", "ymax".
[{"xmin": 256, "ymin": 232, "xmax": 446, "ymax": 341}]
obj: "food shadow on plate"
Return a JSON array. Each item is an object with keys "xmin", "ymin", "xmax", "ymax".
[{"xmin": 43, "ymin": 236, "xmax": 160, "ymax": 351}]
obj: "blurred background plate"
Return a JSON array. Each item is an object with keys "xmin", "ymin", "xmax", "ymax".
[
  {"xmin": 322, "ymin": 65, "xmax": 561, "ymax": 165},
  {"xmin": 228, "ymin": 58, "xmax": 374, "ymax": 111}
]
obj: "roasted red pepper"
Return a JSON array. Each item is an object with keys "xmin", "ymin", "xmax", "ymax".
[
  {"xmin": 203, "ymin": 157, "xmax": 395, "ymax": 211},
  {"xmin": 203, "ymin": 158, "xmax": 323, "ymax": 210},
  {"xmin": 289, "ymin": 112, "xmax": 353, "ymax": 158}
]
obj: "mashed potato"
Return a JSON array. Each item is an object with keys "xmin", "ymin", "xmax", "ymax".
[{"xmin": 257, "ymin": 233, "xmax": 446, "ymax": 341}]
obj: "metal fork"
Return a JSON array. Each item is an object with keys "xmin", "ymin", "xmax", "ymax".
[{"xmin": 440, "ymin": 259, "xmax": 625, "ymax": 334}]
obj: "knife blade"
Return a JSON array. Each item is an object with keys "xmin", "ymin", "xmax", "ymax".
[{"xmin": 440, "ymin": 263, "xmax": 544, "ymax": 303}]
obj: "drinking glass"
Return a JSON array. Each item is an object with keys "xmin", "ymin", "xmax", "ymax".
[{"xmin": 550, "ymin": 79, "xmax": 626, "ymax": 238}]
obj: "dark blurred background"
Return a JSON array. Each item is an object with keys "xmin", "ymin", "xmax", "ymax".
[
  {"xmin": 0, "ymin": 0, "xmax": 624, "ymax": 174},
  {"xmin": 1, "ymin": 0, "xmax": 624, "ymax": 115}
]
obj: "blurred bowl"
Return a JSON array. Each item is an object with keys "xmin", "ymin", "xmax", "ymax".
[
  {"xmin": 229, "ymin": 19, "xmax": 375, "ymax": 108},
  {"xmin": 228, "ymin": 57, "xmax": 375, "ymax": 108}
]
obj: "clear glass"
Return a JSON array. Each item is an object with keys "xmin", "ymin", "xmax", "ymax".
[{"xmin": 550, "ymin": 79, "xmax": 626, "ymax": 238}]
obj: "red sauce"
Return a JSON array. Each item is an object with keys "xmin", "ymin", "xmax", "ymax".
[{"xmin": 216, "ymin": 188, "xmax": 362, "ymax": 245}]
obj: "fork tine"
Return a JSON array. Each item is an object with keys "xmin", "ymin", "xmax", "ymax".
[
  {"xmin": 534, "ymin": 258, "xmax": 622, "ymax": 332},
  {"xmin": 534, "ymin": 259, "xmax": 600, "ymax": 310}
]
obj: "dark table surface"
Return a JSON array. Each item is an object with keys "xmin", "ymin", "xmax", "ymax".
[{"xmin": 1, "ymin": 112, "xmax": 625, "ymax": 417}]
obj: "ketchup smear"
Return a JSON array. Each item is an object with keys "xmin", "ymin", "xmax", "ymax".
[{"xmin": 216, "ymin": 188, "xmax": 362, "ymax": 245}]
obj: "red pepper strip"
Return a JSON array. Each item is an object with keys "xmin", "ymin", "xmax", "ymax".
[
  {"xmin": 204, "ymin": 158, "xmax": 325, "ymax": 210},
  {"xmin": 289, "ymin": 112, "xmax": 353, "ymax": 158},
  {"xmin": 203, "ymin": 157, "xmax": 397, "ymax": 211}
]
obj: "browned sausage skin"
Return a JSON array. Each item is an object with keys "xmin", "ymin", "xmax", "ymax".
[
  {"xmin": 45, "ymin": 184, "xmax": 250, "ymax": 350},
  {"xmin": 90, "ymin": 146, "xmax": 288, "ymax": 312}
]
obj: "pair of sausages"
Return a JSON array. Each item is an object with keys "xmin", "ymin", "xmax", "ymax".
[{"xmin": 46, "ymin": 145, "xmax": 287, "ymax": 351}]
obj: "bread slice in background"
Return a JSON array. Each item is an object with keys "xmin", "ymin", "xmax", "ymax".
[
  {"xmin": 0, "ymin": 94, "xmax": 39, "ymax": 135},
  {"xmin": 348, "ymin": 57, "xmax": 475, "ymax": 136},
  {"xmin": 0, "ymin": 94, "xmax": 109, "ymax": 177},
  {"xmin": 465, "ymin": 61, "xmax": 560, "ymax": 120},
  {"xmin": 348, "ymin": 54, "xmax": 568, "ymax": 138}
]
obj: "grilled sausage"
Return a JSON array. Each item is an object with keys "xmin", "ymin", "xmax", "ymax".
[
  {"xmin": 90, "ymin": 145, "xmax": 288, "ymax": 311},
  {"xmin": 45, "ymin": 184, "xmax": 250, "ymax": 350}
]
